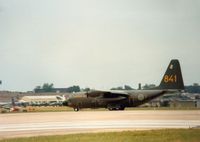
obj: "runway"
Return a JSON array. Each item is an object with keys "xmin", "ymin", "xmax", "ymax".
[{"xmin": 0, "ymin": 110, "xmax": 200, "ymax": 138}]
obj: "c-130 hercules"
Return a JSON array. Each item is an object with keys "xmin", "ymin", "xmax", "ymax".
[{"xmin": 64, "ymin": 59, "xmax": 184, "ymax": 111}]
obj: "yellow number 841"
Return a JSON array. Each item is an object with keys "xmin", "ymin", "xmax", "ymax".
[{"xmin": 164, "ymin": 75, "xmax": 177, "ymax": 83}]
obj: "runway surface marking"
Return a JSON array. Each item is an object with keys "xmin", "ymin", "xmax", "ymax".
[
  {"xmin": 0, "ymin": 110, "xmax": 200, "ymax": 138},
  {"xmin": 0, "ymin": 120, "xmax": 200, "ymax": 132}
]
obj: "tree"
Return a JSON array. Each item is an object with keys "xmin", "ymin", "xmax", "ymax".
[
  {"xmin": 34, "ymin": 83, "xmax": 54, "ymax": 93},
  {"xmin": 82, "ymin": 87, "xmax": 90, "ymax": 92},
  {"xmin": 124, "ymin": 85, "xmax": 133, "ymax": 90},
  {"xmin": 42, "ymin": 83, "xmax": 54, "ymax": 92},
  {"xmin": 35, "ymin": 86, "xmax": 41, "ymax": 90},
  {"xmin": 66, "ymin": 85, "xmax": 80, "ymax": 93},
  {"xmin": 34, "ymin": 86, "xmax": 41, "ymax": 93},
  {"xmin": 142, "ymin": 84, "xmax": 156, "ymax": 90},
  {"xmin": 193, "ymin": 83, "xmax": 199, "ymax": 86},
  {"xmin": 111, "ymin": 85, "xmax": 134, "ymax": 90},
  {"xmin": 185, "ymin": 83, "xmax": 200, "ymax": 93},
  {"xmin": 111, "ymin": 86, "xmax": 123, "ymax": 90}
]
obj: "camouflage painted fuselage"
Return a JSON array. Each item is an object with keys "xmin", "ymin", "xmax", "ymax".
[{"xmin": 67, "ymin": 90, "xmax": 167, "ymax": 110}]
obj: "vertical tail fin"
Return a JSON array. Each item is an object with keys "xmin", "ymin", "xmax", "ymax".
[{"xmin": 159, "ymin": 59, "xmax": 184, "ymax": 90}]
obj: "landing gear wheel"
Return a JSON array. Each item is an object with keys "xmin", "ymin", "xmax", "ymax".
[
  {"xmin": 74, "ymin": 107, "xmax": 79, "ymax": 111},
  {"xmin": 108, "ymin": 108, "xmax": 113, "ymax": 111},
  {"xmin": 119, "ymin": 107, "xmax": 125, "ymax": 110}
]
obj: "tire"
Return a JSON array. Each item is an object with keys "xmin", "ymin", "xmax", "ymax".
[
  {"xmin": 119, "ymin": 107, "xmax": 125, "ymax": 110},
  {"xmin": 108, "ymin": 107, "xmax": 113, "ymax": 111},
  {"xmin": 74, "ymin": 107, "xmax": 79, "ymax": 111}
]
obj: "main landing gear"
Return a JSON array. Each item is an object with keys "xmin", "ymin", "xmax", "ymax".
[
  {"xmin": 107, "ymin": 105, "xmax": 125, "ymax": 111},
  {"xmin": 73, "ymin": 107, "xmax": 80, "ymax": 111}
]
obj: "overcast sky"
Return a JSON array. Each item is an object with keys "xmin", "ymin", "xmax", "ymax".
[{"xmin": 0, "ymin": 0, "xmax": 200, "ymax": 91}]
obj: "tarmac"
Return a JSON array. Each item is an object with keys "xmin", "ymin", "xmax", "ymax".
[{"xmin": 0, "ymin": 110, "xmax": 200, "ymax": 139}]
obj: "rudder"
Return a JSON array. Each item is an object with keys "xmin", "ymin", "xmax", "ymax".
[{"xmin": 159, "ymin": 59, "xmax": 184, "ymax": 90}]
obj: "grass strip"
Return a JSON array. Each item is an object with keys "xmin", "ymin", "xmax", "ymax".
[{"xmin": 1, "ymin": 129, "xmax": 200, "ymax": 142}]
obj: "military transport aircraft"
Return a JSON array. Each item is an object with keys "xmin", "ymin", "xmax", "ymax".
[{"xmin": 64, "ymin": 59, "xmax": 184, "ymax": 111}]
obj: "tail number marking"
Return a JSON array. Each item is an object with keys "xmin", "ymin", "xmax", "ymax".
[{"xmin": 164, "ymin": 75, "xmax": 177, "ymax": 83}]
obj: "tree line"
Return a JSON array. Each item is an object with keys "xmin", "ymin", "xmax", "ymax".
[
  {"xmin": 34, "ymin": 83, "xmax": 200, "ymax": 93},
  {"xmin": 34, "ymin": 83, "xmax": 81, "ymax": 93}
]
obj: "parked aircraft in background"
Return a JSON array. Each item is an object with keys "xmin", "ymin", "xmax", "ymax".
[
  {"xmin": 64, "ymin": 59, "xmax": 184, "ymax": 111},
  {"xmin": 0, "ymin": 97, "xmax": 25, "ymax": 112}
]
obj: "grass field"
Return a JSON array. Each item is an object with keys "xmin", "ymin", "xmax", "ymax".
[{"xmin": 0, "ymin": 129, "xmax": 200, "ymax": 142}]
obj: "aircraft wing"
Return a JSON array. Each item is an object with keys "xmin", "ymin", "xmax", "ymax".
[{"xmin": 87, "ymin": 90, "xmax": 129, "ymax": 101}]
